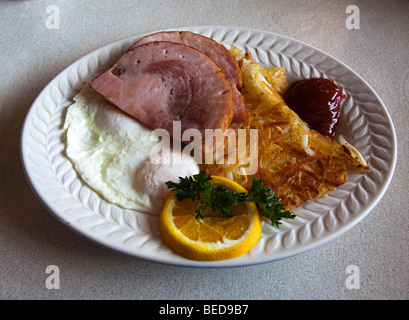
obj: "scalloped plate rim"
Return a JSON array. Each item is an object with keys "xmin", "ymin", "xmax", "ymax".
[{"xmin": 20, "ymin": 26, "xmax": 397, "ymax": 268}]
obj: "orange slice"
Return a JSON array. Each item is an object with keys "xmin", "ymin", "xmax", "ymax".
[{"xmin": 159, "ymin": 175, "xmax": 262, "ymax": 261}]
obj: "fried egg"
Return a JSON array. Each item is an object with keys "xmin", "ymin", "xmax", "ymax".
[{"xmin": 64, "ymin": 84, "xmax": 199, "ymax": 214}]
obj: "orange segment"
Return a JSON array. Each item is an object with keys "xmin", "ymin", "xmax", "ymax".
[{"xmin": 159, "ymin": 176, "xmax": 262, "ymax": 261}]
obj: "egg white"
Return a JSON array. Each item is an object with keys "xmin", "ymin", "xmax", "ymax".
[{"xmin": 64, "ymin": 84, "xmax": 199, "ymax": 215}]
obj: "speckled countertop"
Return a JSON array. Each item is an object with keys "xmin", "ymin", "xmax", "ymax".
[{"xmin": 1, "ymin": 0, "xmax": 408, "ymax": 300}]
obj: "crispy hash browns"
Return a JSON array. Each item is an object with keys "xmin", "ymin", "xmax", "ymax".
[{"xmin": 201, "ymin": 48, "xmax": 369, "ymax": 209}]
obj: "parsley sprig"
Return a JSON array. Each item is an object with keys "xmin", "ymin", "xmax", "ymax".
[{"xmin": 165, "ymin": 170, "xmax": 295, "ymax": 227}]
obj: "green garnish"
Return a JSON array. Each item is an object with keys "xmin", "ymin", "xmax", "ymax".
[{"xmin": 165, "ymin": 170, "xmax": 295, "ymax": 228}]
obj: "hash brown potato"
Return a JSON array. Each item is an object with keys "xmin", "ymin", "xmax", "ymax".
[{"xmin": 202, "ymin": 47, "xmax": 369, "ymax": 209}]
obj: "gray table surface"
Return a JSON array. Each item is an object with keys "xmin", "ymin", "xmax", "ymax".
[{"xmin": 1, "ymin": 0, "xmax": 408, "ymax": 299}]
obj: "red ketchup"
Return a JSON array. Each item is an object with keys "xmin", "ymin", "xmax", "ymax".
[{"xmin": 283, "ymin": 78, "xmax": 344, "ymax": 139}]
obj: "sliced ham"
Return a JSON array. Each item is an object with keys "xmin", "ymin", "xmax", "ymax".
[
  {"xmin": 130, "ymin": 31, "xmax": 247, "ymax": 122},
  {"xmin": 90, "ymin": 41, "xmax": 235, "ymax": 141}
]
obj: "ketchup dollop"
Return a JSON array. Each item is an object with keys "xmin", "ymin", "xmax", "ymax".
[{"xmin": 283, "ymin": 78, "xmax": 344, "ymax": 139}]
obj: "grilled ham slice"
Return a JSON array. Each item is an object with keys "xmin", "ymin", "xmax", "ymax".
[
  {"xmin": 90, "ymin": 41, "xmax": 235, "ymax": 141},
  {"xmin": 131, "ymin": 31, "xmax": 247, "ymax": 123}
]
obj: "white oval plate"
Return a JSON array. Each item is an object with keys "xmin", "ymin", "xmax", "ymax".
[{"xmin": 20, "ymin": 26, "xmax": 397, "ymax": 267}]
